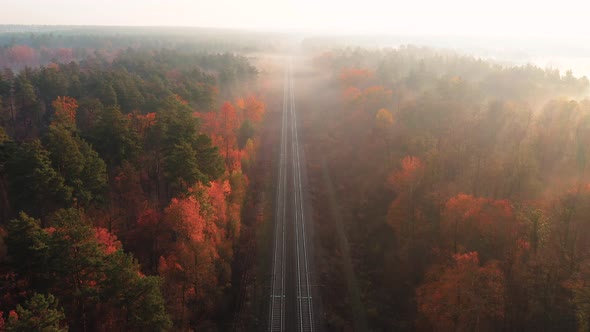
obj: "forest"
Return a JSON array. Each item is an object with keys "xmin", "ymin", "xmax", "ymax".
[
  {"xmin": 301, "ymin": 45, "xmax": 590, "ymax": 331},
  {"xmin": 2, "ymin": 25, "xmax": 590, "ymax": 332},
  {"xmin": 0, "ymin": 29, "xmax": 270, "ymax": 331}
]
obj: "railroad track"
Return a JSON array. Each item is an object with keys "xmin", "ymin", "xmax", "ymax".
[
  {"xmin": 268, "ymin": 58, "xmax": 314, "ymax": 332},
  {"xmin": 268, "ymin": 61, "xmax": 288, "ymax": 331}
]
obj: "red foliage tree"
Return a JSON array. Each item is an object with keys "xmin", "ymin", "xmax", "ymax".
[
  {"xmin": 94, "ymin": 228, "xmax": 122, "ymax": 255},
  {"xmin": 220, "ymin": 102, "xmax": 239, "ymax": 153},
  {"xmin": 242, "ymin": 95, "xmax": 265, "ymax": 123},
  {"xmin": 200, "ymin": 102, "xmax": 241, "ymax": 171},
  {"xmin": 52, "ymin": 96, "xmax": 78, "ymax": 128},
  {"xmin": 417, "ymin": 252, "xmax": 505, "ymax": 332},
  {"xmin": 442, "ymin": 194, "xmax": 520, "ymax": 260},
  {"xmin": 127, "ymin": 111, "xmax": 156, "ymax": 138},
  {"xmin": 388, "ymin": 156, "xmax": 424, "ymax": 190},
  {"xmin": 207, "ymin": 180, "xmax": 231, "ymax": 228},
  {"xmin": 359, "ymin": 86, "xmax": 393, "ymax": 112},
  {"xmin": 386, "ymin": 156, "xmax": 430, "ymax": 269},
  {"xmin": 9, "ymin": 45, "xmax": 36, "ymax": 68},
  {"xmin": 158, "ymin": 181, "xmax": 235, "ymax": 328},
  {"xmin": 343, "ymin": 86, "xmax": 361, "ymax": 103},
  {"xmin": 339, "ymin": 68, "xmax": 373, "ymax": 87},
  {"xmin": 165, "ymin": 196, "xmax": 207, "ymax": 243}
]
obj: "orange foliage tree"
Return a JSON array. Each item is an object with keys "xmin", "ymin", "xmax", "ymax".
[
  {"xmin": 442, "ymin": 194, "xmax": 520, "ymax": 260},
  {"xmin": 94, "ymin": 227, "xmax": 122, "ymax": 255},
  {"xmin": 158, "ymin": 180, "xmax": 232, "ymax": 328},
  {"xmin": 238, "ymin": 95, "xmax": 265, "ymax": 123},
  {"xmin": 200, "ymin": 102, "xmax": 240, "ymax": 170},
  {"xmin": 127, "ymin": 111, "xmax": 156, "ymax": 138},
  {"xmin": 199, "ymin": 97, "xmax": 265, "ymax": 173},
  {"xmin": 52, "ymin": 96, "xmax": 78, "ymax": 128},
  {"xmin": 359, "ymin": 86, "xmax": 393, "ymax": 112},
  {"xmin": 386, "ymin": 156, "xmax": 431, "ymax": 278},
  {"xmin": 417, "ymin": 252, "xmax": 505, "ymax": 332},
  {"xmin": 343, "ymin": 86, "xmax": 361, "ymax": 103},
  {"xmin": 339, "ymin": 68, "xmax": 373, "ymax": 87}
]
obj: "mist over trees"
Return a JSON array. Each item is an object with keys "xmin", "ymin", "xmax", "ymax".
[{"xmin": 305, "ymin": 45, "xmax": 590, "ymax": 331}]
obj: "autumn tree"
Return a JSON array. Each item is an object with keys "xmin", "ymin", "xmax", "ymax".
[
  {"xmin": 339, "ymin": 68, "xmax": 373, "ymax": 87},
  {"xmin": 359, "ymin": 86, "xmax": 393, "ymax": 113},
  {"xmin": 127, "ymin": 111, "xmax": 156, "ymax": 139},
  {"xmin": 51, "ymin": 96, "xmax": 78, "ymax": 128},
  {"xmin": 8, "ymin": 45, "xmax": 37, "ymax": 68},
  {"xmin": 387, "ymin": 156, "xmax": 426, "ymax": 243},
  {"xmin": 218, "ymin": 101, "xmax": 239, "ymax": 169},
  {"xmin": 159, "ymin": 182, "xmax": 231, "ymax": 329},
  {"xmin": 240, "ymin": 95, "xmax": 265, "ymax": 123},
  {"xmin": 417, "ymin": 252, "xmax": 505, "ymax": 332},
  {"xmin": 441, "ymin": 194, "xmax": 519, "ymax": 260},
  {"xmin": 108, "ymin": 161, "xmax": 148, "ymax": 233}
]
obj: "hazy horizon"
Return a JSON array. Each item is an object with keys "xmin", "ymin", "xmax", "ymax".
[
  {"xmin": 3, "ymin": 0, "xmax": 590, "ymax": 38},
  {"xmin": 3, "ymin": 1, "xmax": 590, "ymax": 77}
]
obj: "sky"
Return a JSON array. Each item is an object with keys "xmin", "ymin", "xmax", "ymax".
[{"xmin": 2, "ymin": 0, "xmax": 590, "ymax": 38}]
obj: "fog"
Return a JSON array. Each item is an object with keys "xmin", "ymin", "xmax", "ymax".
[
  {"xmin": 3, "ymin": 0, "xmax": 590, "ymax": 37},
  {"xmin": 4, "ymin": 0, "xmax": 590, "ymax": 78}
]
